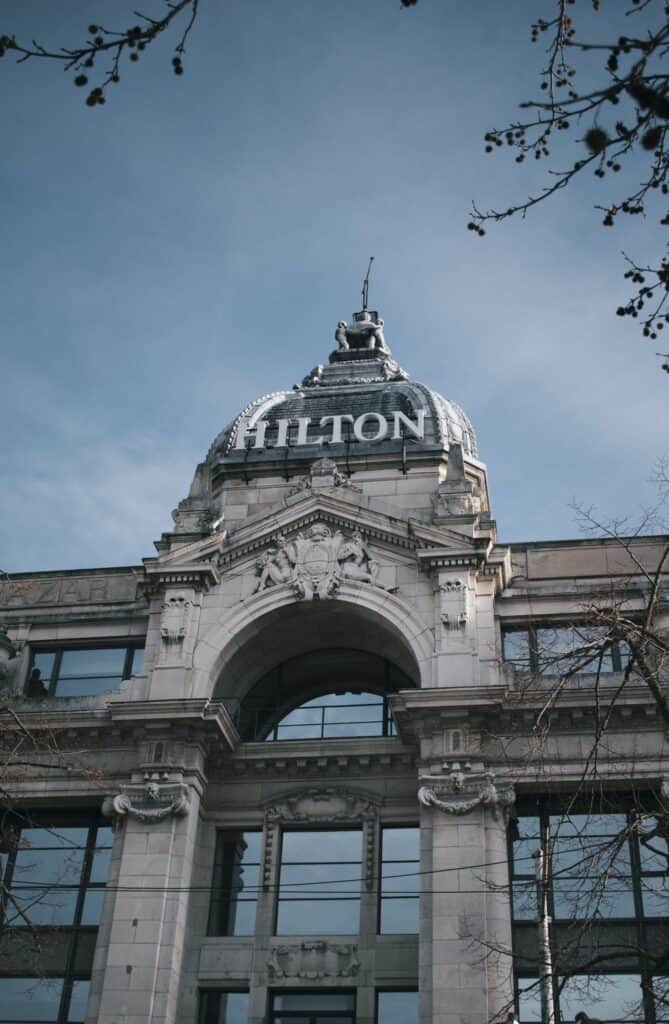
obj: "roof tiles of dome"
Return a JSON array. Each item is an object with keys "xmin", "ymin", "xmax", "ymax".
[{"xmin": 206, "ymin": 310, "xmax": 479, "ymax": 477}]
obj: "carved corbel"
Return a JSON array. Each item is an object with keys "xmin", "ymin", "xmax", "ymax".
[
  {"xmin": 418, "ymin": 768, "xmax": 514, "ymax": 822},
  {"xmin": 102, "ymin": 772, "xmax": 190, "ymax": 825}
]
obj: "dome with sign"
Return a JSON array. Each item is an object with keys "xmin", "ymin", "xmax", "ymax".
[{"xmin": 205, "ymin": 308, "xmax": 479, "ymax": 485}]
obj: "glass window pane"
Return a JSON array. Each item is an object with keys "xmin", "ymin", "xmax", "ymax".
[
  {"xmin": 59, "ymin": 648, "xmax": 126, "ymax": 677},
  {"xmin": 8, "ymin": 887, "xmax": 79, "ymax": 925},
  {"xmin": 381, "ymin": 828, "xmax": 420, "ymax": 862},
  {"xmin": 56, "ymin": 676, "xmax": 122, "ymax": 697},
  {"xmin": 281, "ymin": 831, "xmax": 361, "ymax": 863},
  {"xmin": 377, "ymin": 991, "xmax": 418, "ymax": 1024},
  {"xmin": 13, "ymin": 844, "xmax": 85, "ymax": 885},
  {"xmin": 0, "ymin": 977, "xmax": 64, "ymax": 1021},
  {"xmin": 512, "ymin": 882, "xmax": 538, "ymax": 920},
  {"xmin": 81, "ymin": 887, "xmax": 106, "ymax": 925},
  {"xmin": 17, "ymin": 826, "xmax": 89, "ymax": 850},
  {"xmin": 642, "ymin": 876, "xmax": 669, "ymax": 916},
  {"xmin": 225, "ymin": 899, "xmax": 257, "ymax": 935},
  {"xmin": 558, "ymin": 973, "xmax": 644, "ymax": 1021},
  {"xmin": 503, "ymin": 630, "xmax": 531, "ymax": 669},
  {"xmin": 32, "ymin": 652, "xmax": 57, "ymax": 680},
  {"xmin": 90, "ymin": 845, "xmax": 113, "ymax": 884},
  {"xmin": 379, "ymin": 898, "xmax": 419, "ymax": 933},
  {"xmin": 280, "ymin": 862, "xmax": 359, "ymax": 895},
  {"xmin": 129, "ymin": 647, "xmax": 144, "ymax": 676},
  {"xmin": 68, "ymin": 980, "xmax": 90, "ymax": 1022},
  {"xmin": 273, "ymin": 993, "xmax": 355, "ymax": 1010},
  {"xmin": 517, "ymin": 977, "xmax": 541, "ymax": 1023},
  {"xmin": 216, "ymin": 992, "xmax": 250, "ymax": 1024},
  {"xmin": 638, "ymin": 817, "xmax": 668, "ymax": 872},
  {"xmin": 276, "ymin": 897, "xmax": 360, "ymax": 934}
]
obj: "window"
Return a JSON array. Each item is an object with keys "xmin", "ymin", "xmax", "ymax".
[
  {"xmin": 502, "ymin": 624, "xmax": 629, "ymax": 677},
  {"xmin": 29, "ymin": 644, "xmax": 144, "ymax": 698},
  {"xmin": 376, "ymin": 990, "xmax": 419, "ymax": 1024},
  {"xmin": 276, "ymin": 830, "xmax": 362, "ymax": 935},
  {"xmin": 510, "ymin": 798, "xmax": 669, "ymax": 1023},
  {"xmin": 265, "ymin": 691, "xmax": 395, "ymax": 741},
  {"xmin": 198, "ymin": 990, "xmax": 250, "ymax": 1024},
  {"xmin": 379, "ymin": 827, "xmax": 419, "ymax": 933},
  {"xmin": 0, "ymin": 978, "xmax": 90, "ymax": 1023},
  {"xmin": 208, "ymin": 831, "xmax": 261, "ymax": 936},
  {"xmin": 0, "ymin": 813, "xmax": 113, "ymax": 1024},
  {"xmin": 269, "ymin": 992, "xmax": 355, "ymax": 1024}
]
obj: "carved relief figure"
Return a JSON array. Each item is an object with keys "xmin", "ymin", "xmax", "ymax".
[
  {"xmin": 336, "ymin": 530, "xmax": 379, "ymax": 584},
  {"xmin": 252, "ymin": 524, "xmax": 391, "ymax": 600}
]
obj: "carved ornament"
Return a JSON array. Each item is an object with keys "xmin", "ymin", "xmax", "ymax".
[
  {"xmin": 102, "ymin": 772, "xmax": 190, "ymax": 824},
  {"xmin": 252, "ymin": 523, "xmax": 394, "ymax": 601},
  {"xmin": 264, "ymin": 786, "xmax": 379, "ymax": 824},
  {"xmin": 160, "ymin": 593, "xmax": 191, "ymax": 645},
  {"xmin": 287, "ymin": 459, "xmax": 362, "ymax": 497},
  {"xmin": 267, "ymin": 941, "xmax": 360, "ymax": 980},
  {"xmin": 418, "ymin": 767, "xmax": 514, "ymax": 821}
]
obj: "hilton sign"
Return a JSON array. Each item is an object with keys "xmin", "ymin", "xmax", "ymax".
[{"xmin": 234, "ymin": 409, "xmax": 427, "ymax": 449}]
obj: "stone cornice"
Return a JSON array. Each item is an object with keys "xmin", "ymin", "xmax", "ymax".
[
  {"xmin": 211, "ymin": 736, "xmax": 416, "ymax": 778},
  {"xmin": 141, "ymin": 561, "xmax": 220, "ymax": 596}
]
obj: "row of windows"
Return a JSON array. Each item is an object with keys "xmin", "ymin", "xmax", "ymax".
[
  {"xmin": 209, "ymin": 827, "xmax": 420, "ymax": 937},
  {"xmin": 199, "ymin": 989, "xmax": 418, "ymax": 1024},
  {"xmin": 27, "ymin": 644, "xmax": 144, "ymax": 699},
  {"xmin": 0, "ymin": 815, "xmax": 113, "ymax": 1024},
  {"xmin": 502, "ymin": 624, "xmax": 630, "ymax": 676},
  {"xmin": 510, "ymin": 799, "xmax": 669, "ymax": 1023}
]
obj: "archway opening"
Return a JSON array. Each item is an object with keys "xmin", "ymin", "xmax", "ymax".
[{"xmin": 211, "ymin": 600, "xmax": 420, "ymax": 740}]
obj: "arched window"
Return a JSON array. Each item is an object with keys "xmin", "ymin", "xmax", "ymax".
[
  {"xmin": 264, "ymin": 690, "xmax": 394, "ymax": 741},
  {"xmin": 238, "ymin": 648, "xmax": 415, "ymax": 742}
]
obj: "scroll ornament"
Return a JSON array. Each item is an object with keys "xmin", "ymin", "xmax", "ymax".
[
  {"xmin": 102, "ymin": 773, "xmax": 190, "ymax": 824},
  {"xmin": 418, "ymin": 770, "xmax": 514, "ymax": 821}
]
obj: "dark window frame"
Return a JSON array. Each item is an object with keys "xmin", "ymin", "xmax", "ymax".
[
  {"xmin": 198, "ymin": 988, "xmax": 250, "ymax": 1024},
  {"xmin": 510, "ymin": 796, "xmax": 669, "ymax": 1024},
  {"xmin": 274, "ymin": 827, "xmax": 363, "ymax": 937},
  {"xmin": 0, "ymin": 810, "xmax": 113, "ymax": 1024},
  {"xmin": 207, "ymin": 829, "xmax": 261, "ymax": 937},
  {"xmin": 268, "ymin": 989, "xmax": 356, "ymax": 1024},
  {"xmin": 501, "ymin": 622, "xmax": 629, "ymax": 676},
  {"xmin": 375, "ymin": 988, "xmax": 419, "ymax": 1024},
  {"xmin": 378, "ymin": 825, "xmax": 420, "ymax": 935},
  {"xmin": 28, "ymin": 642, "xmax": 145, "ymax": 698}
]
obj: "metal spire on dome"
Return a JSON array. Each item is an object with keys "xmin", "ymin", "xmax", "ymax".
[{"xmin": 361, "ymin": 256, "xmax": 374, "ymax": 311}]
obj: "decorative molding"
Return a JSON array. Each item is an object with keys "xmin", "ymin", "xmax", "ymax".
[
  {"xmin": 418, "ymin": 766, "xmax": 514, "ymax": 822},
  {"xmin": 251, "ymin": 523, "xmax": 395, "ymax": 601},
  {"xmin": 438, "ymin": 577, "xmax": 470, "ymax": 630},
  {"xmin": 263, "ymin": 787, "xmax": 379, "ymax": 893},
  {"xmin": 287, "ymin": 458, "xmax": 362, "ymax": 497},
  {"xmin": 160, "ymin": 592, "xmax": 191, "ymax": 645},
  {"xmin": 142, "ymin": 562, "xmax": 219, "ymax": 598},
  {"xmin": 267, "ymin": 941, "xmax": 360, "ymax": 980},
  {"xmin": 264, "ymin": 786, "xmax": 379, "ymax": 823},
  {"xmin": 102, "ymin": 772, "xmax": 190, "ymax": 824}
]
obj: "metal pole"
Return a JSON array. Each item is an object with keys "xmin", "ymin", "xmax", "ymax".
[{"xmin": 536, "ymin": 847, "xmax": 556, "ymax": 1024}]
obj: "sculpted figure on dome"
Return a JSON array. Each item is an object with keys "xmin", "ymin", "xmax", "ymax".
[{"xmin": 335, "ymin": 311, "xmax": 389, "ymax": 355}]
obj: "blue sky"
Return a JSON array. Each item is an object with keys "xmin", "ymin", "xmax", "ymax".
[{"xmin": 1, "ymin": 0, "xmax": 666, "ymax": 572}]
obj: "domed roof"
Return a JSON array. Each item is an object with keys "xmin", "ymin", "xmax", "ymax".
[{"xmin": 206, "ymin": 310, "xmax": 478, "ymax": 478}]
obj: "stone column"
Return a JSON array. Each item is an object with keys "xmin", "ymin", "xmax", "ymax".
[
  {"xmin": 89, "ymin": 771, "xmax": 202, "ymax": 1024},
  {"xmin": 418, "ymin": 768, "xmax": 515, "ymax": 1024}
]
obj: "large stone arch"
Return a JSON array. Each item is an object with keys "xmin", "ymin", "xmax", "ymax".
[{"xmin": 190, "ymin": 581, "xmax": 434, "ymax": 702}]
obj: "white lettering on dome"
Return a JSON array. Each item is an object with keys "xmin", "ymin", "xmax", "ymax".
[
  {"xmin": 353, "ymin": 412, "xmax": 388, "ymax": 443},
  {"xmin": 233, "ymin": 408, "xmax": 426, "ymax": 450}
]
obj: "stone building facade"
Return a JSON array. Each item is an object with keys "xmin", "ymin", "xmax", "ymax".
[{"xmin": 1, "ymin": 310, "xmax": 667, "ymax": 1024}]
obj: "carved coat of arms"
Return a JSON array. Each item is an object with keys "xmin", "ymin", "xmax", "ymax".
[{"xmin": 253, "ymin": 523, "xmax": 390, "ymax": 601}]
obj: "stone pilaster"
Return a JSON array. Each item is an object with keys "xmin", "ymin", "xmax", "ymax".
[
  {"xmin": 88, "ymin": 770, "xmax": 203, "ymax": 1024},
  {"xmin": 418, "ymin": 768, "xmax": 515, "ymax": 1024}
]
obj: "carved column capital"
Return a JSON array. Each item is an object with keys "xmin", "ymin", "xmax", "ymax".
[
  {"xmin": 102, "ymin": 772, "xmax": 190, "ymax": 825},
  {"xmin": 418, "ymin": 767, "xmax": 515, "ymax": 822}
]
